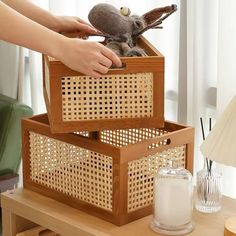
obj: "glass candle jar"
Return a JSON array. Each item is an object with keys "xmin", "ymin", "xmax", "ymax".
[{"xmin": 150, "ymin": 164, "xmax": 194, "ymax": 235}]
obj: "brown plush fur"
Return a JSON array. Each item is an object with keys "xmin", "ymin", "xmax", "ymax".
[{"xmin": 88, "ymin": 3, "xmax": 177, "ymax": 57}]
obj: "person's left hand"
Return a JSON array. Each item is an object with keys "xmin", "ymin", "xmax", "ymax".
[{"xmin": 54, "ymin": 16, "xmax": 98, "ymax": 34}]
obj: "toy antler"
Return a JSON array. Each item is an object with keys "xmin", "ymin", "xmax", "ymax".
[{"xmin": 134, "ymin": 4, "xmax": 177, "ymax": 38}]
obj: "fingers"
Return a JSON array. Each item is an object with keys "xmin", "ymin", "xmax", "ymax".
[
  {"xmin": 77, "ymin": 18, "xmax": 93, "ymax": 26},
  {"xmin": 98, "ymin": 55, "xmax": 113, "ymax": 68},
  {"xmin": 76, "ymin": 21, "xmax": 98, "ymax": 34},
  {"xmin": 77, "ymin": 22, "xmax": 98, "ymax": 33},
  {"xmin": 76, "ymin": 18, "xmax": 101, "ymax": 33},
  {"xmin": 93, "ymin": 63, "xmax": 109, "ymax": 74},
  {"xmin": 87, "ymin": 57, "xmax": 112, "ymax": 77},
  {"xmin": 101, "ymin": 46, "xmax": 122, "ymax": 68}
]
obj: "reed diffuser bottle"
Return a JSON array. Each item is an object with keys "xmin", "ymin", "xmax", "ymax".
[
  {"xmin": 195, "ymin": 118, "xmax": 222, "ymax": 213},
  {"xmin": 195, "ymin": 161, "xmax": 222, "ymax": 213}
]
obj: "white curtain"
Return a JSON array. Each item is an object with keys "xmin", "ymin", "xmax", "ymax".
[
  {"xmin": 186, "ymin": 0, "xmax": 218, "ymax": 172},
  {"xmin": 186, "ymin": 0, "xmax": 236, "ymax": 198},
  {"xmin": 0, "ymin": 45, "xmax": 45, "ymax": 114},
  {"xmin": 0, "ymin": 42, "xmax": 20, "ymax": 98},
  {"xmin": 216, "ymin": 0, "xmax": 236, "ymax": 198}
]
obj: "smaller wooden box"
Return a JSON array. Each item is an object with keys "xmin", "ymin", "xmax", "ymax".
[
  {"xmin": 43, "ymin": 35, "xmax": 164, "ymax": 133},
  {"xmin": 22, "ymin": 114, "xmax": 194, "ymax": 226}
]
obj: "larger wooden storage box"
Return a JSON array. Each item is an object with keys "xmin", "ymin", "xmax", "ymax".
[
  {"xmin": 22, "ymin": 114, "xmax": 194, "ymax": 226},
  {"xmin": 43, "ymin": 36, "xmax": 164, "ymax": 133}
]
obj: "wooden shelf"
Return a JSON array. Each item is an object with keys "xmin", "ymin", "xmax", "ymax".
[
  {"xmin": 17, "ymin": 227, "xmax": 46, "ymax": 236},
  {"xmin": 1, "ymin": 188, "xmax": 236, "ymax": 236}
]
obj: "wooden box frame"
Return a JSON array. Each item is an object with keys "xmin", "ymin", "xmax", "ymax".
[
  {"xmin": 22, "ymin": 114, "xmax": 194, "ymax": 226},
  {"xmin": 42, "ymin": 35, "xmax": 164, "ymax": 133}
]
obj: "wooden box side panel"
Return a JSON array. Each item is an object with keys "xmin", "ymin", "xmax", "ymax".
[
  {"xmin": 43, "ymin": 36, "xmax": 164, "ymax": 133},
  {"xmin": 121, "ymin": 142, "xmax": 194, "ymax": 225},
  {"xmin": 97, "ymin": 123, "xmax": 194, "ymax": 224},
  {"xmin": 60, "ymin": 72, "xmax": 154, "ymax": 121},
  {"xmin": 42, "ymin": 54, "xmax": 63, "ymax": 130},
  {"xmin": 22, "ymin": 117, "xmax": 125, "ymax": 224},
  {"xmin": 22, "ymin": 118, "xmax": 125, "ymax": 225},
  {"xmin": 127, "ymin": 145, "xmax": 187, "ymax": 213},
  {"xmin": 46, "ymin": 67, "xmax": 165, "ymax": 132}
]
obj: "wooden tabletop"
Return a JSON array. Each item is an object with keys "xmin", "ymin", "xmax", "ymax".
[{"xmin": 1, "ymin": 188, "xmax": 236, "ymax": 236}]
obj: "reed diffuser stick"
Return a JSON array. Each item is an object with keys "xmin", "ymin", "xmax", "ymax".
[
  {"xmin": 209, "ymin": 118, "xmax": 213, "ymax": 173},
  {"xmin": 200, "ymin": 117, "xmax": 209, "ymax": 172}
]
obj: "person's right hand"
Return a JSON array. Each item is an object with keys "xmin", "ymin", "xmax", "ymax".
[{"xmin": 56, "ymin": 37, "xmax": 121, "ymax": 77}]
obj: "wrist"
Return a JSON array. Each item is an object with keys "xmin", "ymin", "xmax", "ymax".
[
  {"xmin": 49, "ymin": 15, "xmax": 62, "ymax": 32},
  {"xmin": 51, "ymin": 15, "xmax": 66, "ymax": 33},
  {"xmin": 49, "ymin": 33, "xmax": 68, "ymax": 60}
]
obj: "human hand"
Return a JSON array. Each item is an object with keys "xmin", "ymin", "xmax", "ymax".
[
  {"xmin": 54, "ymin": 16, "xmax": 98, "ymax": 34},
  {"xmin": 56, "ymin": 37, "xmax": 122, "ymax": 77}
]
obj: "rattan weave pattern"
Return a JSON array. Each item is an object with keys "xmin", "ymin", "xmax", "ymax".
[
  {"xmin": 28, "ymin": 127, "xmax": 187, "ymax": 213},
  {"xmin": 29, "ymin": 131, "xmax": 113, "ymax": 211},
  {"xmin": 100, "ymin": 128, "xmax": 168, "ymax": 147},
  {"xmin": 127, "ymin": 145, "xmax": 186, "ymax": 212},
  {"xmin": 61, "ymin": 73, "xmax": 153, "ymax": 121},
  {"xmin": 100, "ymin": 128, "xmax": 186, "ymax": 211}
]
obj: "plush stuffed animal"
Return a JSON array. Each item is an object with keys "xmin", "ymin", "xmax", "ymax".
[{"xmin": 88, "ymin": 3, "xmax": 177, "ymax": 57}]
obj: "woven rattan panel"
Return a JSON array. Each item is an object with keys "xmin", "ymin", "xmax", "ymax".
[
  {"xmin": 127, "ymin": 145, "xmax": 186, "ymax": 212},
  {"xmin": 61, "ymin": 73, "xmax": 153, "ymax": 121},
  {"xmin": 29, "ymin": 131, "xmax": 113, "ymax": 211},
  {"xmin": 44, "ymin": 60, "xmax": 50, "ymax": 103},
  {"xmin": 100, "ymin": 128, "xmax": 168, "ymax": 148}
]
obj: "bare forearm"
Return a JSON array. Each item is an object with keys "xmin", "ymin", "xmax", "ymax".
[
  {"xmin": 2, "ymin": 0, "xmax": 60, "ymax": 31},
  {"xmin": 0, "ymin": 2, "xmax": 64, "ymax": 58},
  {"xmin": 0, "ymin": 1, "xmax": 121, "ymax": 76}
]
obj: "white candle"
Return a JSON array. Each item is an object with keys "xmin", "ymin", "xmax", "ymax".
[{"xmin": 153, "ymin": 178, "xmax": 192, "ymax": 226}]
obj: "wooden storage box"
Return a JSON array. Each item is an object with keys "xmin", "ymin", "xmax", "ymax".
[
  {"xmin": 22, "ymin": 114, "xmax": 194, "ymax": 226},
  {"xmin": 43, "ymin": 36, "xmax": 164, "ymax": 133}
]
